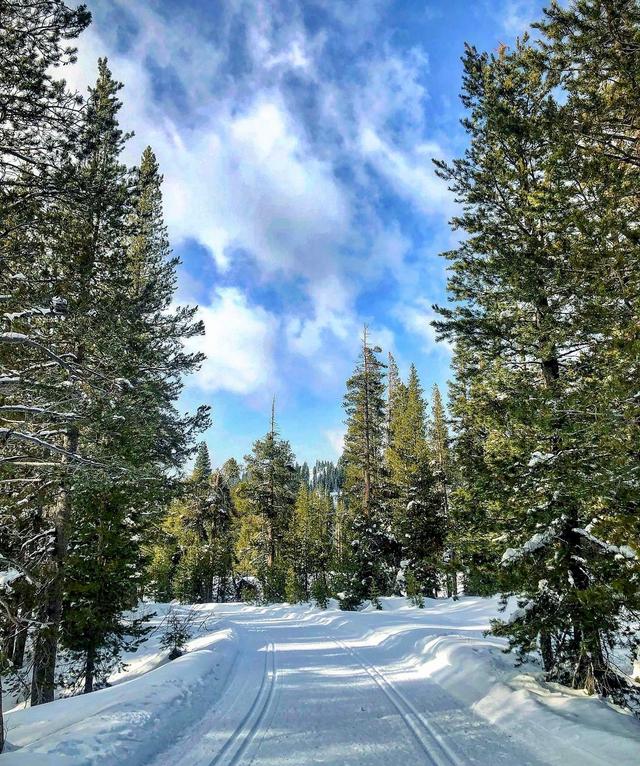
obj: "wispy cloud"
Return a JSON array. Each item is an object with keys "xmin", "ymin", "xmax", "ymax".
[
  {"xmin": 188, "ymin": 288, "xmax": 278, "ymax": 396},
  {"xmin": 72, "ymin": 0, "xmax": 457, "ymax": 410},
  {"xmin": 324, "ymin": 426, "xmax": 346, "ymax": 457},
  {"xmin": 396, "ymin": 299, "xmax": 453, "ymax": 355}
]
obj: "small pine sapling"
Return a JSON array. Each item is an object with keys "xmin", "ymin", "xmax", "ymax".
[
  {"xmin": 285, "ymin": 566, "xmax": 304, "ymax": 604},
  {"xmin": 160, "ymin": 608, "xmax": 195, "ymax": 660},
  {"xmin": 369, "ymin": 580, "xmax": 383, "ymax": 610},
  {"xmin": 405, "ymin": 570, "xmax": 425, "ymax": 608},
  {"xmin": 310, "ymin": 576, "xmax": 330, "ymax": 609}
]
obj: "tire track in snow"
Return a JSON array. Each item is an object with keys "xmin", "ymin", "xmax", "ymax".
[
  {"xmin": 208, "ymin": 641, "xmax": 277, "ymax": 766},
  {"xmin": 331, "ymin": 637, "xmax": 462, "ymax": 766}
]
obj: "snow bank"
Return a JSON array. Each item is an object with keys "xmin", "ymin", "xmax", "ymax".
[
  {"xmin": 2, "ymin": 622, "xmax": 238, "ymax": 765},
  {"xmin": 331, "ymin": 597, "xmax": 640, "ymax": 766},
  {"xmin": 411, "ymin": 633, "xmax": 639, "ymax": 766}
]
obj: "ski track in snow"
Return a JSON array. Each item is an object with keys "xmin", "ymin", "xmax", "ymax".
[
  {"xmin": 147, "ymin": 605, "xmax": 543, "ymax": 766},
  {"xmin": 329, "ymin": 636, "xmax": 459, "ymax": 765},
  {"xmin": 208, "ymin": 641, "xmax": 277, "ymax": 766},
  {"xmin": 4, "ymin": 598, "xmax": 640, "ymax": 766}
]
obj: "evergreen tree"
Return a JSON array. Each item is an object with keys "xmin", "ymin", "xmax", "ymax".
[
  {"xmin": 387, "ymin": 366, "xmax": 443, "ymax": 597},
  {"xmin": 192, "ymin": 442, "xmax": 212, "ymax": 482},
  {"xmin": 435, "ymin": 30, "xmax": 640, "ymax": 698},
  {"xmin": 445, "ymin": 343, "xmax": 501, "ymax": 596},
  {"xmin": 221, "ymin": 458, "xmax": 242, "ymax": 487},
  {"xmin": 153, "ymin": 446, "xmax": 234, "ymax": 604},
  {"xmin": 286, "ymin": 484, "xmax": 334, "ymax": 602},
  {"xmin": 341, "ymin": 328, "xmax": 394, "ymax": 604},
  {"xmin": 428, "ymin": 384, "xmax": 455, "ymax": 596},
  {"xmin": 55, "ymin": 103, "xmax": 207, "ymax": 696},
  {"xmin": 61, "ymin": 480, "xmax": 153, "ymax": 693},
  {"xmin": 27, "ymin": 57, "xmax": 134, "ymax": 706},
  {"xmin": 385, "ymin": 352, "xmax": 405, "ymax": 446},
  {"xmin": 0, "ymin": 0, "xmax": 90, "ymax": 727},
  {"xmin": 239, "ymin": 406, "xmax": 299, "ymax": 601}
]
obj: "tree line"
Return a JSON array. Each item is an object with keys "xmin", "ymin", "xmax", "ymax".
[
  {"xmin": 0, "ymin": 0, "xmax": 209, "ymax": 747},
  {"xmin": 145, "ymin": 346, "xmax": 454, "ymax": 613}
]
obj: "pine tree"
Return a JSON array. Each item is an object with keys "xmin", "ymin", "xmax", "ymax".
[
  {"xmin": 385, "ymin": 352, "xmax": 405, "ymax": 446},
  {"xmin": 435, "ymin": 31, "xmax": 640, "ymax": 698},
  {"xmin": 428, "ymin": 384, "xmax": 455, "ymax": 596},
  {"xmin": 154, "ymin": 446, "xmax": 235, "ymax": 605},
  {"xmin": 239, "ymin": 404, "xmax": 299, "ymax": 601},
  {"xmin": 192, "ymin": 442, "xmax": 212, "ymax": 483},
  {"xmin": 286, "ymin": 484, "xmax": 334, "ymax": 602},
  {"xmin": 387, "ymin": 365, "xmax": 443, "ymax": 598},
  {"xmin": 4, "ymin": 58, "xmax": 208, "ymax": 702},
  {"xmin": 287, "ymin": 484, "xmax": 314, "ymax": 601},
  {"xmin": 221, "ymin": 458, "xmax": 242, "ymax": 487},
  {"xmin": 1, "ymin": 1, "xmax": 90, "ymax": 730},
  {"xmin": 61, "ymin": 480, "xmax": 153, "ymax": 693},
  {"xmin": 445, "ymin": 343, "xmax": 502, "ymax": 596},
  {"xmin": 1, "ymin": 5, "xmax": 209, "ymax": 711},
  {"xmin": 27, "ymin": 57, "xmax": 134, "ymax": 706},
  {"xmin": 341, "ymin": 328, "xmax": 394, "ymax": 604}
]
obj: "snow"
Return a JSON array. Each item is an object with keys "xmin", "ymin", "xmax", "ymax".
[
  {"xmin": 2, "ymin": 598, "xmax": 639, "ymax": 765},
  {"xmin": 573, "ymin": 528, "xmax": 638, "ymax": 561},
  {"xmin": 527, "ymin": 451, "xmax": 555, "ymax": 467},
  {"xmin": 501, "ymin": 525, "xmax": 557, "ymax": 565},
  {"xmin": 0, "ymin": 569, "xmax": 21, "ymax": 590}
]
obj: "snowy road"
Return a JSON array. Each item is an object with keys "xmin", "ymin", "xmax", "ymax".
[
  {"xmin": 148, "ymin": 604, "xmax": 544, "ymax": 766},
  {"xmin": 5, "ymin": 598, "xmax": 639, "ymax": 765}
]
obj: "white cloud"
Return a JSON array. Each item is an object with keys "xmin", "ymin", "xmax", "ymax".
[
  {"xmin": 68, "ymin": 0, "xmax": 455, "ymax": 396},
  {"xmin": 286, "ymin": 274, "xmax": 355, "ymax": 357},
  {"xmin": 324, "ymin": 426, "xmax": 346, "ymax": 457},
  {"xmin": 359, "ymin": 127, "xmax": 453, "ymax": 216},
  {"xmin": 396, "ymin": 299, "xmax": 452, "ymax": 354},
  {"xmin": 70, "ymin": 14, "xmax": 351, "ymax": 285},
  {"xmin": 188, "ymin": 288, "xmax": 278, "ymax": 395},
  {"xmin": 159, "ymin": 98, "xmax": 351, "ymax": 279},
  {"xmin": 498, "ymin": 0, "xmax": 538, "ymax": 36}
]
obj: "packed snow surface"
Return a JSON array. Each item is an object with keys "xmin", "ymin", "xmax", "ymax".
[{"xmin": 3, "ymin": 597, "xmax": 639, "ymax": 765}]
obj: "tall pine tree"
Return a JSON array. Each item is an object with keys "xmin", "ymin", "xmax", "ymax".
[
  {"xmin": 341, "ymin": 328, "xmax": 394, "ymax": 605},
  {"xmin": 435, "ymin": 30, "xmax": 640, "ymax": 698},
  {"xmin": 239, "ymin": 404, "xmax": 299, "ymax": 601}
]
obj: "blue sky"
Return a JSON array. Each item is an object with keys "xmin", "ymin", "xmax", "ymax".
[{"xmin": 71, "ymin": 0, "xmax": 546, "ymax": 467}]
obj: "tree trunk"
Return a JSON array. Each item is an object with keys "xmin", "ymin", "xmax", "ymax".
[
  {"xmin": 540, "ymin": 630, "xmax": 554, "ymax": 674},
  {"xmin": 0, "ymin": 672, "xmax": 4, "ymax": 754},
  {"xmin": 84, "ymin": 646, "xmax": 95, "ymax": 694},
  {"xmin": 30, "ymin": 572, "xmax": 63, "ymax": 704},
  {"xmin": 12, "ymin": 621, "xmax": 27, "ymax": 669},
  {"xmin": 30, "ymin": 427, "xmax": 76, "ymax": 706},
  {"xmin": 267, "ymin": 522, "xmax": 275, "ymax": 568},
  {"xmin": 3, "ymin": 627, "xmax": 15, "ymax": 665}
]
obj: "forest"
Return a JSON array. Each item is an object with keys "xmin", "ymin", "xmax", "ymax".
[{"xmin": 1, "ymin": 0, "xmax": 639, "ymax": 758}]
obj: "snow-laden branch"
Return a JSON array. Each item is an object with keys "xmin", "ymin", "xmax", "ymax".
[
  {"xmin": 0, "ymin": 405, "xmax": 78, "ymax": 419},
  {"xmin": 0, "ymin": 332, "xmax": 77, "ymax": 373},
  {"xmin": 0, "ymin": 375, "xmax": 21, "ymax": 387},
  {"xmin": 573, "ymin": 528, "xmax": 637, "ymax": 562},
  {"xmin": 0, "ymin": 428, "xmax": 98, "ymax": 465},
  {"xmin": 3, "ymin": 306, "xmax": 62, "ymax": 321},
  {"xmin": 501, "ymin": 521, "xmax": 560, "ymax": 566}
]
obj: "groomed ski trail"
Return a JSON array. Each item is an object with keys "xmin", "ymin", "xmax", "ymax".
[{"xmin": 147, "ymin": 604, "xmax": 544, "ymax": 766}]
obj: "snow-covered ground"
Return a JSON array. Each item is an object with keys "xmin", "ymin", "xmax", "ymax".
[{"xmin": 2, "ymin": 597, "xmax": 639, "ymax": 765}]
